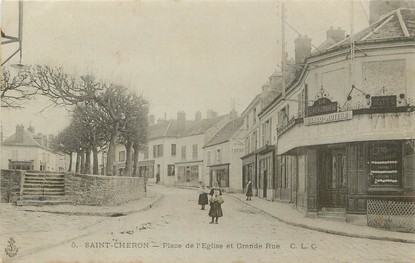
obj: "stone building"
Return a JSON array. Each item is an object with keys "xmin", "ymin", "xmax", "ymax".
[{"xmin": 258, "ymin": 6, "xmax": 415, "ymax": 227}]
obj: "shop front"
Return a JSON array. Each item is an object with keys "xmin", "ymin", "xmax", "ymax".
[
  {"xmin": 241, "ymin": 154, "xmax": 257, "ymax": 196},
  {"xmin": 208, "ymin": 164, "xmax": 230, "ymax": 188},
  {"xmin": 257, "ymin": 146, "xmax": 275, "ymax": 199},
  {"xmin": 277, "ymin": 106, "xmax": 415, "ymax": 229}
]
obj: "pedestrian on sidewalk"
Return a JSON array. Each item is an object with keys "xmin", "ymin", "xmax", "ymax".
[
  {"xmin": 198, "ymin": 181, "xmax": 209, "ymax": 210},
  {"xmin": 208, "ymin": 189, "xmax": 223, "ymax": 224},
  {"xmin": 245, "ymin": 181, "xmax": 253, "ymax": 201}
]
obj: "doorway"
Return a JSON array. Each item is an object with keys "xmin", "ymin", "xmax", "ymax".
[
  {"xmin": 323, "ymin": 149, "xmax": 347, "ymax": 208},
  {"xmin": 263, "ymin": 170, "xmax": 267, "ymax": 198}
]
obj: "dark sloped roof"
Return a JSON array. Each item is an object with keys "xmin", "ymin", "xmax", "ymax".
[
  {"xmin": 2, "ymin": 130, "xmax": 45, "ymax": 148},
  {"xmin": 148, "ymin": 119, "xmax": 196, "ymax": 139},
  {"xmin": 181, "ymin": 115, "xmax": 228, "ymax": 137},
  {"xmin": 204, "ymin": 117, "xmax": 244, "ymax": 148},
  {"xmin": 312, "ymin": 8, "xmax": 415, "ymax": 57}
]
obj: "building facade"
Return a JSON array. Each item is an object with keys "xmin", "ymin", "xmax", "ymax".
[
  {"xmin": 1, "ymin": 125, "xmax": 68, "ymax": 172},
  {"xmin": 204, "ymin": 116, "xmax": 244, "ymax": 192},
  {"xmin": 259, "ymin": 8, "xmax": 415, "ymax": 224}
]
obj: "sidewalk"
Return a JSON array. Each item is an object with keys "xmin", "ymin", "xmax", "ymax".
[
  {"xmin": 16, "ymin": 187, "xmax": 163, "ymax": 217},
  {"xmin": 228, "ymin": 192, "xmax": 415, "ymax": 244}
]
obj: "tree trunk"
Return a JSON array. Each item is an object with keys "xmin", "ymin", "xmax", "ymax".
[
  {"xmin": 75, "ymin": 150, "xmax": 81, "ymax": 173},
  {"xmin": 80, "ymin": 149, "xmax": 85, "ymax": 174},
  {"xmin": 133, "ymin": 145, "xmax": 140, "ymax": 177},
  {"xmin": 124, "ymin": 141, "xmax": 133, "ymax": 177},
  {"xmin": 84, "ymin": 148, "xmax": 91, "ymax": 174},
  {"xmin": 92, "ymin": 147, "xmax": 99, "ymax": 175},
  {"xmin": 68, "ymin": 152, "xmax": 73, "ymax": 172},
  {"xmin": 106, "ymin": 123, "xmax": 119, "ymax": 176}
]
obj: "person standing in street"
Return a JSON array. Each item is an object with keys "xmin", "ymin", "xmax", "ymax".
[
  {"xmin": 198, "ymin": 181, "xmax": 209, "ymax": 210},
  {"xmin": 208, "ymin": 189, "xmax": 223, "ymax": 224},
  {"xmin": 245, "ymin": 180, "xmax": 253, "ymax": 201}
]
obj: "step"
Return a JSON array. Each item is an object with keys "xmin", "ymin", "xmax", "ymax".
[
  {"xmin": 23, "ymin": 190, "xmax": 64, "ymax": 195},
  {"xmin": 321, "ymin": 207, "xmax": 346, "ymax": 212},
  {"xmin": 318, "ymin": 211, "xmax": 346, "ymax": 217},
  {"xmin": 20, "ymin": 195, "xmax": 67, "ymax": 200},
  {"xmin": 318, "ymin": 214, "xmax": 346, "ymax": 222},
  {"xmin": 24, "ymin": 176, "xmax": 65, "ymax": 181},
  {"xmin": 24, "ymin": 174, "xmax": 64, "ymax": 178},
  {"xmin": 16, "ymin": 199, "xmax": 71, "ymax": 206},
  {"xmin": 23, "ymin": 184, "xmax": 64, "ymax": 189}
]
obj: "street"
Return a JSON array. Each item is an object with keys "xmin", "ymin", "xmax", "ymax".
[{"xmin": 2, "ymin": 185, "xmax": 415, "ymax": 263}]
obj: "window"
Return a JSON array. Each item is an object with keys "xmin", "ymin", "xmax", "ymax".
[
  {"xmin": 262, "ymin": 118, "xmax": 272, "ymax": 146},
  {"xmin": 192, "ymin": 144, "xmax": 198, "ymax": 159},
  {"xmin": 298, "ymin": 88, "xmax": 306, "ymax": 117},
  {"xmin": 252, "ymin": 131, "xmax": 258, "ymax": 151},
  {"xmin": 168, "ymin": 165, "xmax": 175, "ymax": 176},
  {"xmin": 246, "ymin": 115, "xmax": 249, "ymax": 129},
  {"xmin": 190, "ymin": 165, "xmax": 199, "ymax": 181},
  {"xmin": 207, "ymin": 151, "xmax": 211, "ymax": 166},
  {"xmin": 153, "ymin": 144, "xmax": 163, "ymax": 158},
  {"xmin": 171, "ymin": 144, "xmax": 176, "ymax": 156},
  {"xmin": 278, "ymin": 105, "xmax": 289, "ymax": 128},
  {"xmin": 245, "ymin": 136, "xmax": 251, "ymax": 154},
  {"xmin": 216, "ymin": 149, "xmax": 222, "ymax": 163},
  {"xmin": 253, "ymin": 108, "xmax": 257, "ymax": 123},
  {"xmin": 119, "ymin": 151, "xmax": 126, "ymax": 162},
  {"xmin": 181, "ymin": 146, "xmax": 186, "ymax": 160},
  {"xmin": 139, "ymin": 165, "xmax": 154, "ymax": 178},
  {"xmin": 369, "ymin": 142, "xmax": 401, "ymax": 187},
  {"xmin": 144, "ymin": 146, "xmax": 149, "ymax": 159}
]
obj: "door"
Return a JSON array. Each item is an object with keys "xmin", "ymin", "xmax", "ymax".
[
  {"xmin": 263, "ymin": 170, "xmax": 267, "ymax": 198},
  {"xmin": 325, "ymin": 150, "xmax": 347, "ymax": 207}
]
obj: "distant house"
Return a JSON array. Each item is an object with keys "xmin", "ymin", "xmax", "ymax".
[
  {"xmin": 204, "ymin": 115, "xmax": 244, "ymax": 192},
  {"xmin": 1, "ymin": 125, "xmax": 67, "ymax": 172},
  {"xmin": 175, "ymin": 114, "xmax": 231, "ymax": 187}
]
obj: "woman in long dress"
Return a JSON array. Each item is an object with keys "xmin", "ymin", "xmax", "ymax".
[
  {"xmin": 246, "ymin": 181, "xmax": 253, "ymax": 201},
  {"xmin": 198, "ymin": 182, "xmax": 209, "ymax": 210}
]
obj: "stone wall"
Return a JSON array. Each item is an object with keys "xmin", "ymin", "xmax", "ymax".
[
  {"xmin": 1, "ymin": 170, "xmax": 24, "ymax": 203},
  {"xmin": 64, "ymin": 173, "xmax": 145, "ymax": 206}
]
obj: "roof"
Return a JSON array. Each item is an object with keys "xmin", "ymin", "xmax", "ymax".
[
  {"xmin": 2, "ymin": 130, "xmax": 46, "ymax": 149},
  {"xmin": 259, "ymin": 8, "xmax": 415, "ymax": 118},
  {"xmin": 314, "ymin": 8, "xmax": 415, "ymax": 56},
  {"xmin": 204, "ymin": 117, "xmax": 244, "ymax": 148},
  {"xmin": 148, "ymin": 120, "xmax": 195, "ymax": 139},
  {"xmin": 181, "ymin": 115, "xmax": 228, "ymax": 137}
]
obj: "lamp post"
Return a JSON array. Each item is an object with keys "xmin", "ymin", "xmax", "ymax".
[{"xmin": 2, "ymin": 0, "xmax": 26, "ymax": 69}]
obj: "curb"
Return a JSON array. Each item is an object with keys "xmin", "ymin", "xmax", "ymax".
[
  {"xmin": 228, "ymin": 194, "xmax": 415, "ymax": 244},
  {"xmin": 21, "ymin": 194, "xmax": 164, "ymax": 217}
]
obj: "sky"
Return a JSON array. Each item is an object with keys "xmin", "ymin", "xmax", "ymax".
[{"xmin": 1, "ymin": 0, "xmax": 371, "ymax": 138}]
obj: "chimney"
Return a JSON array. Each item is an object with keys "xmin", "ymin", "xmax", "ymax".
[
  {"xmin": 206, "ymin": 110, "xmax": 218, "ymax": 119},
  {"xmin": 369, "ymin": 0, "xmax": 415, "ymax": 24},
  {"xmin": 269, "ymin": 72, "xmax": 282, "ymax": 92},
  {"xmin": 261, "ymin": 80, "xmax": 271, "ymax": 92},
  {"xmin": 195, "ymin": 111, "xmax": 202, "ymax": 121},
  {"xmin": 294, "ymin": 35, "xmax": 312, "ymax": 65},
  {"xmin": 177, "ymin": 111, "xmax": 186, "ymax": 133},
  {"xmin": 15, "ymin": 125, "xmax": 24, "ymax": 143},
  {"xmin": 149, "ymin": 114, "xmax": 155, "ymax": 125},
  {"xmin": 326, "ymin": 26, "xmax": 345, "ymax": 43}
]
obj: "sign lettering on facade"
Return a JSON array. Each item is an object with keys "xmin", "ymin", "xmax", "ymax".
[
  {"xmin": 304, "ymin": 111, "xmax": 353, "ymax": 126},
  {"xmin": 371, "ymin": 95, "xmax": 397, "ymax": 109},
  {"xmin": 307, "ymin": 97, "xmax": 338, "ymax": 116}
]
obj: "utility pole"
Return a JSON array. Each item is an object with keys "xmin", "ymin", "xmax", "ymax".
[{"xmin": 281, "ymin": 1, "xmax": 286, "ymax": 99}]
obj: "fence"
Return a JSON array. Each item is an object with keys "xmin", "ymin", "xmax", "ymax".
[{"xmin": 367, "ymin": 199, "xmax": 415, "ymax": 233}]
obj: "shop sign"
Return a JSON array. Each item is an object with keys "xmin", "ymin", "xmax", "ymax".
[
  {"xmin": 307, "ymin": 97, "xmax": 338, "ymax": 117},
  {"xmin": 371, "ymin": 95, "xmax": 396, "ymax": 109},
  {"xmin": 304, "ymin": 111, "xmax": 353, "ymax": 126}
]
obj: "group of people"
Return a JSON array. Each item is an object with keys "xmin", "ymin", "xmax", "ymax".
[
  {"xmin": 198, "ymin": 181, "xmax": 223, "ymax": 224},
  {"xmin": 197, "ymin": 180, "xmax": 253, "ymax": 224}
]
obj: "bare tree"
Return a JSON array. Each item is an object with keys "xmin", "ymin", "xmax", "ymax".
[{"xmin": 1, "ymin": 68, "xmax": 36, "ymax": 108}]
